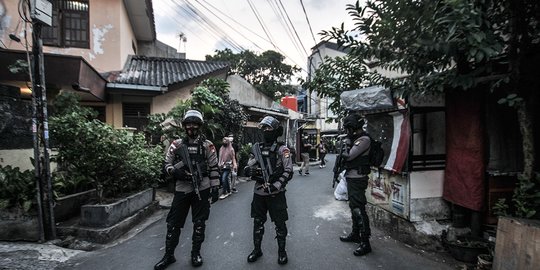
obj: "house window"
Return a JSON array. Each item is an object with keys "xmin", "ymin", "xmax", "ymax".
[
  {"xmin": 42, "ymin": 0, "xmax": 90, "ymax": 48},
  {"xmin": 123, "ymin": 103, "xmax": 150, "ymax": 131},
  {"xmin": 410, "ymin": 108, "xmax": 446, "ymax": 171}
]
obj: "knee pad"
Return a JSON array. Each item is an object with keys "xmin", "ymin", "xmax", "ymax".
[
  {"xmin": 352, "ymin": 208, "xmax": 362, "ymax": 219},
  {"xmin": 193, "ymin": 220, "xmax": 206, "ymax": 234},
  {"xmin": 275, "ymin": 221, "xmax": 287, "ymax": 238},
  {"xmin": 254, "ymin": 218, "xmax": 266, "ymax": 234}
]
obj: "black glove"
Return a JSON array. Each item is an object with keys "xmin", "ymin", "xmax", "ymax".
[
  {"xmin": 268, "ymin": 181, "xmax": 282, "ymax": 193},
  {"xmin": 210, "ymin": 186, "xmax": 219, "ymax": 204},
  {"xmin": 255, "ymin": 177, "xmax": 266, "ymax": 185}
]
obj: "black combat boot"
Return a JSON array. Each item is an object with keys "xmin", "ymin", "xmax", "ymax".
[
  {"xmin": 352, "ymin": 207, "xmax": 372, "ymax": 256},
  {"xmin": 247, "ymin": 218, "xmax": 264, "ymax": 263},
  {"xmin": 191, "ymin": 220, "xmax": 205, "ymax": 267},
  {"xmin": 154, "ymin": 225, "xmax": 180, "ymax": 270},
  {"xmin": 340, "ymin": 214, "xmax": 361, "ymax": 243},
  {"xmin": 276, "ymin": 222, "xmax": 288, "ymax": 265},
  {"xmin": 353, "ymin": 237, "xmax": 372, "ymax": 256}
]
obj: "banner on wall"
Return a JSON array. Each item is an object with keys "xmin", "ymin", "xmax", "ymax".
[
  {"xmin": 383, "ymin": 111, "xmax": 411, "ymax": 173},
  {"xmin": 366, "ymin": 111, "xmax": 411, "ymax": 174}
]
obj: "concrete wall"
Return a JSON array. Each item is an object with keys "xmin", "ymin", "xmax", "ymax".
[
  {"xmin": 409, "ymin": 170, "xmax": 450, "ymax": 222},
  {"xmin": 0, "ymin": 0, "xmax": 137, "ymax": 72},
  {"xmin": 119, "ymin": 1, "xmax": 136, "ymax": 69},
  {"xmin": 151, "ymin": 85, "xmax": 192, "ymax": 115},
  {"xmin": 227, "ymin": 74, "xmax": 275, "ymax": 109},
  {"xmin": 138, "ymin": 40, "xmax": 186, "ymax": 59}
]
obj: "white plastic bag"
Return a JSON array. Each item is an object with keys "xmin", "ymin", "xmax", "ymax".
[{"xmin": 334, "ymin": 171, "xmax": 348, "ymax": 201}]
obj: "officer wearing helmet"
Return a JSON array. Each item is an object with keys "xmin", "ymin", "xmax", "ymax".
[
  {"xmin": 155, "ymin": 109, "xmax": 220, "ymax": 270},
  {"xmin": 338, "ymin": 113, "xmax": 372, "ymax": 256},
  {"xmin": 245, "ymin": 115, "xmax": 293, "ymax": 265}
]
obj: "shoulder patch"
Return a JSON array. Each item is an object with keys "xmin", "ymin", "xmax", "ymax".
[{"xmin": 208, "ymin": 144, "xmax": 216, "ymax": 153}]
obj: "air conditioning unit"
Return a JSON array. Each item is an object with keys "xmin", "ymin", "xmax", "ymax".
[{"xmin": 30, "ymin": 0, "xmax": 53, "ymax": 26}]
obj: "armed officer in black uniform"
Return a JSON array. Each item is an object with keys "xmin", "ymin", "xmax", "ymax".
[
  {"xmin": 338, "ymin": 113, "xmax": 373, "ymax": 256},
  {"xmin": 154, "ymin": 110, "xmax": 220, "ymax": 270},
  {"xmin": 245, "ymin": 116, "xmax": 294, "ymax": 265}
]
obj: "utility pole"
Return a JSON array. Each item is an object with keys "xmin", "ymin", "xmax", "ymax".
[{"xmin": 29, "ymin": 0, "xmax": 55, "ymax": 241}]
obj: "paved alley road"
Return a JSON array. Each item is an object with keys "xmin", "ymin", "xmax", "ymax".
[{"xmin": 57, "ymin": 154, "xmax": 457, "ymax": 270}]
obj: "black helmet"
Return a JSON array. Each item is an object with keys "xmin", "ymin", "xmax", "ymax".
[
  {"xmin": 343, "ymin": 113, "xmax": 365, "ymax": 130},
  {"xmin": 258, "ymin": 116, "xmax": 280, "ymax": 130},
  {"xmin": 182, "ymin": 110, "xmax": 204, "ymax": 125}
]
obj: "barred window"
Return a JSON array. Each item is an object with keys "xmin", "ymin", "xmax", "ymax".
[
  {"xmin": 410, "ymin": 108, "xmax": 446, "ymax": 171},
  {"xmin": 42, "ymin": 0, "xmax": 89, "ymax": 48},
  {"xmin": 123, "ymin": 103, "xmax": 150, "ymax": 131}
]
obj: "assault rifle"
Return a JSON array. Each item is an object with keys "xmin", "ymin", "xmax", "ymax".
[
  {"xmin": 332, "ymin": 134, "xmax": 350, "ymax": 188},
  {"xmin": 252, "ymin": 142, "xmax": 272, "ymax": 193},
  {"xmin": 178, "ymin": 144, "xmax": 202, "ymax": 200}
]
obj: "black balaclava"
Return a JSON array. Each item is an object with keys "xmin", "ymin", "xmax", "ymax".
[
  {"xmin": 258, "ymin": 116, "xmax": 282, "ymax": 143},
  {"xmin": 343, "ymin": 113, "xmax": 366, "ymax": 140}
]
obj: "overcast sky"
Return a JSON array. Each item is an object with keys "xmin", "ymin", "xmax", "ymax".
[{"xmin": 153, "ymin": 0, "xmax": 357, "ymax": 77}]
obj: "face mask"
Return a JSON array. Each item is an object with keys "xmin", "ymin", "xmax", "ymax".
[
  {"xmin": 263, "ymin": 131, "xmax": 275, "ymax": 142},
  {"xmin": 185, "ymin": 123, "xmax": 200, "ymax": 138}
]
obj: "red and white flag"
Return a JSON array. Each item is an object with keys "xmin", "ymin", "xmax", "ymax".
[{"xmin": 383, "ymin": 111, "xmax": 410, "ymax": 173}]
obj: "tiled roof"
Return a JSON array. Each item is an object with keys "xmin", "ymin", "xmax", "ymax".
[{"xmin": 110, "ymin": 55, "xmax": 229, "ymax": 87}]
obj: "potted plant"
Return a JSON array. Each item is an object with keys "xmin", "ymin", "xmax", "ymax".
[{"xmin": 442, "ymin": 231, "xmax": 490, "ymax": 263}]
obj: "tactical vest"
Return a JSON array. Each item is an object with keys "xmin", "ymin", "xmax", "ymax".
[
  {"xmin": 176, "ymin": 138, "xmax": 209, "ymax": 176},
  {"xmin": 256, "ymin": 142, "xmax": 284, "ymax": 181},
  {"xmin": 344, "ymin": 137, "xmax": 370, "ymax": 174}
]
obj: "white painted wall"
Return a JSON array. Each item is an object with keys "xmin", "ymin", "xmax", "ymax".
[
  {"xmin": 409, "ymin": 170, "xmax": 445, "ymax": 199},
  {"xmin": 0, "ymin": 149, "xmax": 57, "ymax": 172}
]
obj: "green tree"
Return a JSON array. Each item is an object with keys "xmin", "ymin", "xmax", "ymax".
[
  {"xmin": 50, "ymin": 92, "xmax": 162, "ymax": 203},
  {"xmin": 146, "ymin": 79, "xmax": 247, "ymax": 144},
  {"xmin": 310, "ymin": 0, "xmax": 539, "ymax": 218},
  {"xmin": 206, "ymin": 49, "xmax": 300, "ymax": 100}
]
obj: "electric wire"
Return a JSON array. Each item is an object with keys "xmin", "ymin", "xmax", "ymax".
[
  {"xmin": 268, "ymin": 0, "xmax": 306, "ymax": 60},
  {"xmin": 193, "ymin": 0, "xmax": 264, "ymax": 51},
  {"xmin": 299, "ymin": 0, "xmax": 318, "ymax": 45},
  {"xmin": 168, "ymin": 0, "xmax": 228, "ymax": 47},
  {"xmin": 246, "ymin": 0, "xmax": 277, "ymax": 50},
  {"xmin": 198, "ymin": 0, "xmax": 304, "ymax": 70},
  {"xmin": 298, "ymin": 0, "xmax": 325, "ymax": 71},
  {"xmin": 180, "ymin": 0, "xmax": 245, "ymax": 52},
  {"xmin": 156, "ymin": 2, "xmax": 213, "ymax": 45},
  {"xmin": 276, "ymin": 0, "xmax": 309, "ymax": 58}
]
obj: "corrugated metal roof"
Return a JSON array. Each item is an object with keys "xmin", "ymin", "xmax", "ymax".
[{"xmin": 110, "ymin": 55, "xmax": 229, "ymax": 87}]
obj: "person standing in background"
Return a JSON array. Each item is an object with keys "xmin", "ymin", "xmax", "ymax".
[
  {"xmin": 298, "ymin": 135, "xmax": 312, "ymax": 175},
  {"xmin": 228, "ymin": 134, "xmax": 240, "ymax": 193},
  {"xmin": 317, "ymin": 140, "xmax": 328, "ymax": 168},
  {"xmin": 218, "ymin": 136, "xmax": 237, "ymax": 199}
]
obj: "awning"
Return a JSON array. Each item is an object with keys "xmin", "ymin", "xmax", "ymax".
[
  {"xmin": 340, "ymin": 85, "xmax": 395, "ymax": 112},
  {"xmin": 247, "ymin": 106, "xmax": 289, "ymax": 118},
  {"xmin": 0, "ymin": 49, "xmax": 106, "ymax": 101}
]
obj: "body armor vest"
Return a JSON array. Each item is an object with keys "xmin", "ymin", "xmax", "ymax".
[
  {"xmin": 259, "ymin": 142, "xmax": 284, "ymax": 181},
  {"xmin": 175, "ymin": 139, "xmax": 209, "ymax": 176},
  {"xmin": 345, "ymin": 137, "xmax": 370, "ymax": 173}
]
